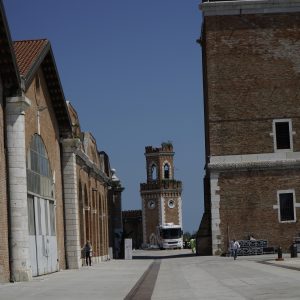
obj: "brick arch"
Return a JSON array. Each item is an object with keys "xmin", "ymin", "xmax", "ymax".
[
  {"xmin": 150, "ymin": 162, "xmax": 158, "ymax": 180},
  {"xmin": 162, "ymin": 160, "xmax": 171, "ymax": 179}
]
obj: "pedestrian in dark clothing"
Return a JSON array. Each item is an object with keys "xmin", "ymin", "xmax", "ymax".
[{"xmin": 83, "ymin": 241, "xmax": 92, "ymax": 266}]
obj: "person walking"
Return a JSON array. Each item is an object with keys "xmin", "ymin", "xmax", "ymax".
[
  {"xmin": 83, "ymin": 241, "xmax": 92, "ymax": 266},
  {"xmin": 233, "ymin": 239, "xmax": 240, "ymax": 260},
  {"xmin": 190, "ymin": 238, "xmax": 196, "ymax": 254}
]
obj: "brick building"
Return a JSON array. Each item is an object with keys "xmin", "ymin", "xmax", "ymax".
[
  {"xmin": 10, "ymin": 38, "xmax": 72, "ymax": 280},
  {"xmin": 0, "ymin": 1, "xmax": 121, "ymax": 281},
  {"xmin": 122, "ymin": 210, "xmax": 143, "ymax": 250},
  {"xmin": 65, "ymin": 102, "xmax": 114, "ymax": 266},
  {"xmin": 197, "ymin": 0, "xmax": 300, "ymax": 255},
  {"xmin": 140, "ymin": 143, "xmax": 183, "ymax": 247}
]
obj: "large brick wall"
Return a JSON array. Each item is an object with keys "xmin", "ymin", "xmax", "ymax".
[
  {"xmin": 143, "ymin": 195, "xmax": 160, "ymax": 243},
  {"xmin": 205, "ymin": 13, "xmax": 300, "ymax": 156},
  {"xmin": 218, "ymin": 169, "xmax": 300, "ymax": 253},
  {"xmin": 198, "ymin": 5, "xmax": 300, "ymax": 255},
  {"xmin": 163, "ymin": 196, "xmax": 180, "ymax": 225},
  {"xmin": 25, "ymin": 71, "xmax": 66, "ymax": 269}
]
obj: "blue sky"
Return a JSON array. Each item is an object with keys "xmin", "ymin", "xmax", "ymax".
[{"xmin": 4, "ymin": 0, "xmax": 204, "ymax": 233}]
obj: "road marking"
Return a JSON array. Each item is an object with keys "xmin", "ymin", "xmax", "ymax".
[{"xmin": 124, "ymin": 260, "xmax": 161, "ymax": 300}]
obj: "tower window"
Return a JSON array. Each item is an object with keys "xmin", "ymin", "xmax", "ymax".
[
  {"xmin": 151, "ymin": 164, "xmax": 157, "ymax": 180},
  {"xmin": 273, "ymin": 120, "xmax": 293, "ymax": 151},
  {"xmin": 164, "ymin": 164, "xmax": 170, "ymax": 179}
]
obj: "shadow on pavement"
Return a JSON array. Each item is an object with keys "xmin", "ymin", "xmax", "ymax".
[{"xmin": 133, "ymin": 253, "xmax": 196, "ymax": 260}]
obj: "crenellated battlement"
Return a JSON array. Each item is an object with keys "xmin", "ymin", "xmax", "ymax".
[
  {"xmin": 140, "ymin": 179, "xmax": 182, "ymax": 192},
  {"xmin": 145, "ymin": 142, "xmax": 173, "ymax": 155}
]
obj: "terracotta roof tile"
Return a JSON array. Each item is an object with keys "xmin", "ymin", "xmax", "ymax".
[{"xmin": 13, "ymin": 39, "xmax": 48, "ymax": 77}]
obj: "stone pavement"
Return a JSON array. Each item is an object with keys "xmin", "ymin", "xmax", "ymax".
[
  {"xmin": 0, "ymin": 258, "xmax": 153, "ymax": 300},
  {"xmin": 1, "ymin": 250, "xmax": 300, "ymax": 300}
]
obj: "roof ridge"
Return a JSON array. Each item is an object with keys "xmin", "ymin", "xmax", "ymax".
[{"xmin": 13, "ymin": 38, "xmax": 48, "ymax": 43}]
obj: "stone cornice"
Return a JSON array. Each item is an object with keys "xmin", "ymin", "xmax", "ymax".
[
  {"xmin": 140, "ymin": 189, "xmax": 182, "ymax": 195},
  {"xmin": 208, "ymin": 159, "xmax": 300, "ymax": 172},
  {"xmin": 208, "ymin": 152, "xmax": 300, "ymax": 172},
  {"xmin": 75, "ymin": 149, "xmax": 111, "ymax": 184},
  {"xmin": 61, "ymin": 138, "xmax": 81, "ymax": 150},
  {"xmin": 6, "ymin": 95, "xmax": 31, "ymax": 114},
  {"xmin": 145, "ymin": 152, "xmax": 174, "ymax": 157},
  {"xmin": 201, "ymin": 0, "xmax": 300, "ymax": 16}
]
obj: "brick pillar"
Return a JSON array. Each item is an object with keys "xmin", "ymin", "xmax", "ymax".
[
  {"xmin": 6, "ymin": 95, "xmax": 32, "ymax": 282},
  {"xmin": 62, "ymin": 138, "xmax": 81, "ymax": 269}
]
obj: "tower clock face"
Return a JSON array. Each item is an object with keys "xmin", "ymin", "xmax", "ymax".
[
  {"xmin": 168, "ymin": 199, "xmax": 175, "ymax": 208},
  {"xmin": 148, "ymin": 200, "xmax": 156, "ymax": 209}
]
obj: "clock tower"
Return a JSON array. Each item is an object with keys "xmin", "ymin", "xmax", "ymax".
[{"xmin": 140, "ymin": 142, "xmax": 183, "ymax": 247}]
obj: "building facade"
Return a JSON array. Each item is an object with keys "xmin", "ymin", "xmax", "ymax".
[
  {"xmin": 0, "ymin": 1, "xmax": 121, "ymax": 281},
  {"xmin": 197, "ymin": 0, "xmax": 300, "ymax": 255},
  {"xmin": 140, "ymin": 143, "xmax": 183, "ymax": 247}
]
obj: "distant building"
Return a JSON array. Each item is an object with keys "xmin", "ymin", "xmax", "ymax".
[
  {"xmin": 108, "ymin": 169, "xmax": 124, "ymax": 259},
  {"xmin": 140, "ymin": 143, "xmax": 183, "ymax": 247},
  {"xmin": 122, "ymin": 210, "xmax": 143, "ymax": 250},
  {"xmin": 66, "ymin": 102, "xmax": 113, "ymax": 266},
  {"xmin": 197, "ymin": 0, "xmax": 300, "ymax": 255}
]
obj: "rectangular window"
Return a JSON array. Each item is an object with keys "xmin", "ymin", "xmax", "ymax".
[
  {"xmin": 45, "ymin": 200, "xmax": 49, "ymax": 236},
  {"xmin": 273, "ymin": 120, "xmax": 292, "ymax": 151},
  {"xmin": 37, "ymin": 198, "xmax": 42, "ymax": 235},
  {"xmin": 49, "ymin": 201, "xmax": 56, "ymax": 236},
  {"xmin": 279, "ymin": 191, "xmax": 295, "ymax": 222},
  {"xmin": 27, "ymin": 195, "xmax": 35, "ymax": 235}
]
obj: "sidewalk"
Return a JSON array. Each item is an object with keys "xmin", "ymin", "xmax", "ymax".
[{"xmin": 0, "ymin": 258, "xmax": 153, "ymax": 300}]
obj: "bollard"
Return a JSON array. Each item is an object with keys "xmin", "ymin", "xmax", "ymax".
[{"xmin": 276, "ymin": 246, "xmax": 284, "ymax": 261}]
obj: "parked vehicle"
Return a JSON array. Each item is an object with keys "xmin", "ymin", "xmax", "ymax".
[{"xmin": 157, "ymin": 223, "xmax": 183, "ymax": 249}]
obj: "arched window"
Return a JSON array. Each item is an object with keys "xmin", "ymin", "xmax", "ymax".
[
  {"xmin": 27, "ymin": 134, "xmax": 53, "ymax": 198},
  {"xmin": 151, "ymin": 164, "xmax": 157, "ymax": 180},
  {"xmin": 164, "ymin": 163, "xmax": 170, "ymax": 179}
]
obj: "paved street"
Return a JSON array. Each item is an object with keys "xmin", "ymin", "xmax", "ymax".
[{"xmin": 1, "ymin": 249, "xmax": 300, "ymax": 299}]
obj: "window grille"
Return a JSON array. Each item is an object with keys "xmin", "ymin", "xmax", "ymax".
[{"xmin": 27, "ymin": 134, "xmax": 53, "ymax": 198}]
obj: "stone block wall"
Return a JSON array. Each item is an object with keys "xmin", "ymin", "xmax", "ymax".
[{"xmin": 0, "ymin": 79, "xmax": 10, "ymax": 282}]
